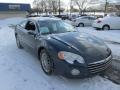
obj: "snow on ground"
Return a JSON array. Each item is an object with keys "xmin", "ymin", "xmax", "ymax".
[
  {"xmin": 0, "ymin": 18, "xmax": 120, "ymax": 90},
  {"xmin": 77, "ymin": 27, "xmax": 120, "ymax": 60},
  {"xmin": 0, "ymin": 17, "xmax": 25, "ymax": 27},
  {"xmin": 77, "ymin": 27, "xmax": 120, "ymax": 44},
  {"xmin": 107, "ymin": 44, "xmax": 120, "ymax": 60}
]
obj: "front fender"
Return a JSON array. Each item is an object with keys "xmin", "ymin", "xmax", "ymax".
[{"xmin": 38, "ymin": 38, "xmax": 79, "ymax": 60}]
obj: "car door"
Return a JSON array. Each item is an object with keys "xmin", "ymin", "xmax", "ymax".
[
  {"xmin": 88, "ymin": 17, "xmax": 96, "ymax": 26},
  {"xmin": 16, "ymin": 20, "xmax": 28, "ymax": 46},
  {"xmin": 115, "ymin": 17, "xmax": 120, "ymax": 29},
  {"xmin": 109, "ymin": 17, "xmax": 120, "ymax": 29},
  {"xmin": 118, "ymin": 17, "xmax": 120, "ymax": 29},
  {"xmin": 81, "ymin": 17, "xmax": 90, "ymax": 26},
  {"xmin": 23, "ymin": 20, "xmax": 39, "ymax": 52}
]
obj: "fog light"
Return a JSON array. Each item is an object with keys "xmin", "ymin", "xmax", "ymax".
[{"xmin": 71, "ymin": 69, "xmax": 80, "ymax": 76}]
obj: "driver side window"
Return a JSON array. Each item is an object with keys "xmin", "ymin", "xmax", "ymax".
[
  {"xmin": 25, "ymin": 21, "xmax": 36, "ymax": 31},
  {"xmin": 89, "ymin": 17, "xmax": 96, "ymax": 20}
]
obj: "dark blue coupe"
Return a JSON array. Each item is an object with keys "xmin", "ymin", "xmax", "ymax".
[{"xmin": 15, "ymin": 17, "xmax": 112, "ymax": 78}]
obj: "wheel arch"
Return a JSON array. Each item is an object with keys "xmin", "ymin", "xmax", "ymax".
[
  {"xmin": 102, "ymin": 24, "xmax": 110, "ymax": 29},
  {"xmin": 78, "ymin": 23, "xmax": 84, "ymax": 27},
  {"xmin": 38, "ymin": 47, "xmax": 46, "ymax": 60},
  {"xmin": 15, "ymin": 33, "xmax": 17, "ymax": 37}
]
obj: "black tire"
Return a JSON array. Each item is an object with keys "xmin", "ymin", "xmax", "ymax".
[
  {"xmin": 16, "ymin": 35, "xmax": 23, "ymax": 49},
  {"xmin": 40, "ymin": 49, "xmax": 54, "ymax": 75},
  {"xmin": 78, "ymin": 23, "xmax": 84, "ymax": 27},
  {"xmin": 95, "ymin": 27, "xmax": 101, "ymax": 30},
  {"xmin": 102, "ymin": 25, "xmax": 110, "ymax": 30}
]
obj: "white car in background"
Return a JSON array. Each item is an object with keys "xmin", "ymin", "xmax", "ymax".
[
  {"xmin": 73, "ymin": 16, "xmax": 96, "ymax": 27},
  {"xmin": 92, "ymin": 16, "xmax": 120, "ymax": 30},
  {"xmin": 69, "ymin": 14, "xmax": 80, "ymax": 20}
]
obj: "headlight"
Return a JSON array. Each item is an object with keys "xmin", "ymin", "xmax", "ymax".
[{"xmin": 58, "ymin": 51, "xmax": 85, "ymax": 64}]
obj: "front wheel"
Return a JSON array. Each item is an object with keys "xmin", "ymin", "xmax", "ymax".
[
  {"xmin": 40, "ymin": 49, "xmax": 54, "ymax": 75},
  {"xmin": 78, "ymin": 23, "xmax": 84, "ymax": 27},
  {"xmin": 102, "ymin": 25, "xmax": 110, "ymax": 30}
]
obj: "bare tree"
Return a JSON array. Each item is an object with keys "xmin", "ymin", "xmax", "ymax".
[
  {"xmin": 44, "ymin": 0, "xmax": 49, "ymax": 14},
  {"xmin": 33, "ymin": 0, "xmax": 49, "ymax": 15},
  {"xmin": 72, "ymin": 0, "xmax": 95, "ymax": 14},
  {"xmin": 33, "ymin": 0, "xmax": 40, "ymax": 15},
  {"xmin": 48, "ymin": 0, "xmax": 59, "ymax": 14},
  {"xmin": 104, "ymin": 0, "xmax": 109, "ymax": 16},
  {"xmin": 33, "ymin": 0, "xmax": 44, "ymax": 14},
  {"xmin": 33, "ymin": 0, "xmax": 61, "ymax": 14}
]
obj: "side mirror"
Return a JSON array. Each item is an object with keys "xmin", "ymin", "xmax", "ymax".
[{"xmin": 28, "ymin": 30, "xmax": 36, "ymax": 36}]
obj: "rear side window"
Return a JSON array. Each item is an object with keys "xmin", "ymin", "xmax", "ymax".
[
  {"xmin": 89, "ymin": 17, "xmax": 96, "ymax": 20},
  {"xmin": 25, "ymin": 21, "xmax": 36, "ymax": 31},
  {"xmin": 81, "ymin": 17, "xmax": 88, "ymax": 19}
]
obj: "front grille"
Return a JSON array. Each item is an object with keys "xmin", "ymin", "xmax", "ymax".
[{"xmin": 88, "ymin": 55, "xmax": 112, "ymax": 74}]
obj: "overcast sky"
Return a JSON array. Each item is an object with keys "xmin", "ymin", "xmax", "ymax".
[{"xmin": 0, "ymin": 0, "xmax": 119, "ymax": 6}]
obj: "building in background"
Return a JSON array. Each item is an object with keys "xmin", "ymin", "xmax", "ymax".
[{"xmin": 0, "ymin": 3, "xmax": 31, "ymax": 19}]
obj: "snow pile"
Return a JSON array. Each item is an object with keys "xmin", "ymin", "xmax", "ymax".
[
  {"xmin": 107, "ymin": 44, "xmax": 120, "ymax": 60},
  {"xmin": 0, "ymin": 17, "xmax": 25, "ymax": 27},
  {"xmin": 77, "ymin": 27, "xmax": 120, "ymax": 43}
]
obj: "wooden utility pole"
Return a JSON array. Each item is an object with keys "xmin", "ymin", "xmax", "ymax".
[
  {"xmin": 59, "ymin": 0, "xmax": 61, "ymax": 15},
  {"xmin": 70, "ymin": 0, "xmax": 72, "ymax": 15},
  {"xmin": 105, "ymin": 0, "xmax": 108, "ymax": 16}
]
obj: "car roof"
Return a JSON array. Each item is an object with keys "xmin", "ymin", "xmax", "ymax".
[
  {"xmin": 76, "ymin": 16, "xmax": 95, "ymax": 19},
  {"xmin": 81, "ymin": 16, "xmax": 95, "ymax": 18},
  {"xmin": 27, "ymin": 17, "xmax": 61, "ymax": 22}
]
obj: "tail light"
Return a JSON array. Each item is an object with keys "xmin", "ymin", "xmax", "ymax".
[{"xmin": 97, "ymin": 20, "xmax": 102, "ymax": 23}]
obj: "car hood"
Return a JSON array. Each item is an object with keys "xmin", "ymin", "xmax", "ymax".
[{"xmin": 51, "ymin": 32, "xmax": 110, "ymax": 64}]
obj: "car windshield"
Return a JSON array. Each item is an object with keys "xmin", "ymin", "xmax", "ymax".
[{"xmin": 38, "ymin": 20, "xmax": 75, "ymax": 35}]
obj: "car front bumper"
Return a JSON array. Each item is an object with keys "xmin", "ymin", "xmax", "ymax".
[
  {"xmin": 53, "ymin": 55, "xmax": 112, "ymax": 78},
  {"xmin": 71, "ymin": 22, "xmax": 77, "ymax": 26},
  {"xmin": 92, "ymin": 23, "xmax": 103, "ymax": 29}
]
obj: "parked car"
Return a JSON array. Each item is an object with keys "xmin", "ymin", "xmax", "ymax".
[
  {"xmin": 73, "ymin": 16, "xmax": 97, "ymax": 27},
  {"xmin": 92, "ymin": 16, "xmax": 120, "ymax": 30},
  {"xmin": 54, "ymin": 14, "xmax": 69, "ymax": 20},
  {"xmin": 68, "ymin": 14, "xmax": 79, "ymax": 21},
  {"xmin": 41, "ymin": 15, "xmax": 55, "ymax": 18},
  {"xmin": 68, "ymin": 14, "xmax": 87, "ymax": 21},
  {"xmin": 26, "ymin": 14, "xmax": 41, "ymax": 18},
  {"xmin": 40, "ymin": 15, "xmax": 61, "ymax": 20},
  {"xmin": 15, "ymin": 17, "xmax": 112, "ymax": 78}
]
